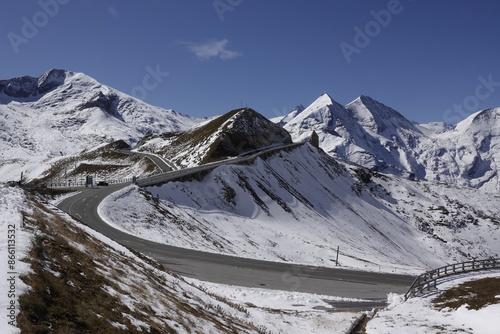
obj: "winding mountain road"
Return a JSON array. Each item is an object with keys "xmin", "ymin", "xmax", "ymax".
[{"xmin": 57, "ymin": 147, "xmax": 416, "ymax": 309}]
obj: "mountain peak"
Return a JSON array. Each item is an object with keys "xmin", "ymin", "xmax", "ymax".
[
  {"xmin": 162, "ymin": 108, "xmax": 293, "ymax": 166},
  {"xmin": 455, "ymin": 107, "xmax": 500, "ymax": 134},
  {"xmin": 0, "ymin": 68, "xmax": 69, "ymax": 98},
  {"xmin": 346, "ymin": 95, "xmax": 419, "ymax": 134},
  {"xmin": 315, "ymin": 92, "xmax": 336, "ymax": 106},
  {"xmin": 0, "ymin": 69, "xmax": 202, "ymax": 176},
  {"xmin": 272, "ymin": 105, "xmax": 306, "ymax": 126},
  {"xmin": 353, "ymin": 95, "xmax": 387, "ymax": 109},
  {"xmin": 37, "ymin": 69, "xmax": 68, "ymax": 94},
  {"xmin": 298, "ymin": 92, "xmax": 346, "ymax": 118},
  {"xmin": 357, "ymin": 95, "xmax": 376, "ymax": 104}
]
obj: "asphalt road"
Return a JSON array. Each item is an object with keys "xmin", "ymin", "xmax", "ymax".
[
  {"xmin": 115, "ymin": 149, "xmax": 177, "ymax": 171},
  {"xmin": 57, "ymin": 182, "xmax": 416, "ymax": 308}
]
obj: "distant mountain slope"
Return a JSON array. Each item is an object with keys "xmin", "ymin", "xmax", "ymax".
[
  {"xmin": 0, "ymin": 69, "xmax": 202, "ymax": 181},
  {"xmin": 418, "ymin": 108, "xmax": 500, "ymax": 190},
  {"xmin": 279, "ymin": 93, "xmax": 500, "ymax": 191},
  {"xmin": 138, "ymin": 107, "xmax": 292, "ymax": 168}
]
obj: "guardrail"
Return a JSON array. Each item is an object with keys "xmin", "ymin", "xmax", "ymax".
[
  {"xmin": 136, "ymin": 142, "xmax": 305, "ymax": 187},
  {"xmin": 47, "ymin": 178, "xmax": 134, "ymax": 188},
  {"xmin": 404, "ymin": 258, "xmax": 500, "ymax": 300},
  {"xmin": 46, "ymin": 142, "xmax": 305, "ymax": 188}
]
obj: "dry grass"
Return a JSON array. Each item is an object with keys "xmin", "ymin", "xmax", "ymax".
[
  {"xmin": 433, "ymin": 277, "xmax": 500, "ymax": 311},
  {"xmin": 18, "ymin": 203, "xmax": 167, "ymax": 333}
]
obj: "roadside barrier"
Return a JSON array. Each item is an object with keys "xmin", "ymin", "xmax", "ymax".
[
  {"xmin": 47, "ymin": 178, "xmax": 134, "ymax": 188},
  {"xmin": 46, "ymin": 143, "xmax": 305, "ymax": 188},
  {"xmin": 136, "ymin": 142, "xmax": 305, "ymax": 187},
  {"xmin": 404, "ymin": 258, "xmax": 500, "ymax": 300}
]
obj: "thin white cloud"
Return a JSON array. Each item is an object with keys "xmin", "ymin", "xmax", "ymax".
[{"xmin": 183, "ymin": 39, "xmax": 242, "ymax": 60}]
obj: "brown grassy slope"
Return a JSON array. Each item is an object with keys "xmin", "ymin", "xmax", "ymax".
[
  {"xmin": 433, "ymin": 276, "xmax": 500, "ymax": 311},
  {"xmin": 156, "ymin": 108, "xmax": 292, "ymax": 166}
]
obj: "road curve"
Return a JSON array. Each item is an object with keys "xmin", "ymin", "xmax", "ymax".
[
  {"xmin": 115, "ymin": 149, "xmax": 177, "ymax": 172},
  {"xmin": 57, "ymin": 182, "xmax": 415, "ymax": 304}
]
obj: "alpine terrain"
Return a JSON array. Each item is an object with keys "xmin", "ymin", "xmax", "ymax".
[
  {"xmin": 0, "ymin": 69, "xmax": 202, "ymax": 182},
  {"xmin": 277, "ymin": 93, "xmax": 500, "ymax": 192},
  {"xmin": 1, "ymin": 69, "xmax": 499, "ymax": 333}
]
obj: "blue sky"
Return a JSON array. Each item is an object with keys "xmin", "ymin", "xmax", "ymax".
[{"xmin": 1, "ymin": 1, "xmax": 500, "ymax": 124}]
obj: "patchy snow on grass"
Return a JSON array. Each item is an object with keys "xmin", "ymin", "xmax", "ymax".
[
  {"xmin": 0, "ymin": 186, "xmax": 32, "ymax": 333},
  {"xmin": 367, "ymin": 271, "xmax": 500, "ymax": 334}
]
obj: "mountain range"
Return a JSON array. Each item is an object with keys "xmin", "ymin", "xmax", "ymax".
[
  {"xmin": 0, "ymin": 69, "xmax": 201, "ymax": 181},
  {"xmin": 1, "ymin": 69, "xmax": 499, "ymax": 192},
  {"xmin": 1, "ymin": 69, "xmax": 499, "ymax": 267},
  {"xmin": 276, "ymin": 93, "xmax": 500, "ymax": 192},
  {"xmin": 1, "ymin": 69, "xmax": 499, "ymax": 332}
]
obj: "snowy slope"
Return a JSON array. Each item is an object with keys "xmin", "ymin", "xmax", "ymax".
[
  {"xmin": 0, "ymin": 187, "xmax": 31, "ymax": 333},
  {"xmin": 280, "ymin": 93, "xmax": 500, "ymax": 191},
  {"xmin": 271, "ymin": 104, "xmax": 305, "ymax": 126},
  {"xmin": 417, "ymin": 108, "xmax": 500, "ymax": 191},
  {"xmin": 0, "ymin": 184, "xmax": 363, "ymax": 333},
  {"xmin": 99, "ymin": 144, "xmax": 500, "ymax": 275},
  {"xmin": 0, "ymin": 69, "xmax": 202, "ymax": 181}
]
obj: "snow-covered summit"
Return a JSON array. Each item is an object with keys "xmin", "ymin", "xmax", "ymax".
[
  {"xmin": 0, "ymin": 69, "xmax": 202, "ymax": 181},
  {"xmin": 283, "ymin": 92, "xmax": 351, "ymax": 140},
  {"xmin": 346, "ymin": 95, "xmax": 421, "ymax": 135},
  {"xmin": 280, "ymin": 92, "xmax": 500, "ymax": 191},
  {"xmin": 454, "ymin": 107, "xmax": 500, "ymax": 135}
]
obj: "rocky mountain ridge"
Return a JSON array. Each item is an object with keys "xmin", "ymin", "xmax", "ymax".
[
  {"xmin": 137, "ymin": 107, "xmax": 293, "ymax": 168},
  {"xmin": 278, "ymin": 93, "xmax": 500, "ymax": 191}
]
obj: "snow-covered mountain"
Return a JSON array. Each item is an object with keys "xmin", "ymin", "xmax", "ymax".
[
  {"xmin": 271, "ymin": 104, "xmax": 305, "ymax": 126},
  {"xmin": 0, "ymin": 69, "xmax": 202, "ymax": 181},
  {"xmin": 137, "ymin": 107, "xmax": 292, "ymax": 168},
  {"xmin": 278, "ymin": 93, "xmax": 500, "ymax": 191},
  {"xmin": 100, "ymin": 144, "xmax": 500, "ymax": 274}
]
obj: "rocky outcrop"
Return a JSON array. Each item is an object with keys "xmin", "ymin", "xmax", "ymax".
[{"xmin": 147, "ymin": 108, "xmax": 293, "ymax": 167}]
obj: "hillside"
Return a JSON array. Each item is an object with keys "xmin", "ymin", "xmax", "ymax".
[
  {"xmin": 137, "ymin": 107, "xmax": 292, "ymax": 168},
  {"xmin": 1, "ymin": 185, "xmax": 364, "ymax": 333},
  {"xmin": 278, "ymin": 93, "xmax": 500, "ymax": 191},
  {"xmin": 2, "ymin": 69, "xmax": 500, "ymax": 332},
  {"xmin": 0, "ymin": 69, "xmax": 202, "ymax": 182},
  {"xmin": 99, "ymin": 144, "xmax": 500, "ymax": 274}
]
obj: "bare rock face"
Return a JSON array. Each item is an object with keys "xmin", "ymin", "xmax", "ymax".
[
  {"xmin": 152, "ymin": 108, "xmax": 293, "ymax": 167},
  {"xmin": 0, "ymin": 69, "xmax": 67, "ymax": 98},
  {"xmin": 208, "ymin": 108, "xmax": 292, "ymax": 161}
]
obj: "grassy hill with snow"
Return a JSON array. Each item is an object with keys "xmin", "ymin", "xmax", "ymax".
[{"xmin": 137, "ymin": 107, "xmax": 292, "ymax": 168}]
